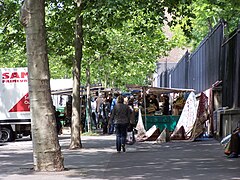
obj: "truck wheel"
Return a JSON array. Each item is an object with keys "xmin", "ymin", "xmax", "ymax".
[{"xmin": 0, "ymin": 127, "xmax": 13, "ymax": 142}]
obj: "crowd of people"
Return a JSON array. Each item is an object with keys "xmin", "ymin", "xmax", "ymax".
[
  {"xmin": 90, "ymin": 92, "xmax": 137, "ymax": 135},
  {"xmin": 55, "ymin": 91, "xmax": 180, "ymax": 133},
  {"xmin": 53, "ymin": 91, "xmax": 240, "ymax": 156},
  {"xmin": 54, "ymin": 91, "xmax": 188, "ymax": 152},
  {"xmin": 89, "ymin": 92, "xmax": 137, "ymax": 152}
]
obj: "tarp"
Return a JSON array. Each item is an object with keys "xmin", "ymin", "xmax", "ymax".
[
  {"xmin": 135, "ymin": 109, "xmax": 146, "ymax": 137},
  {"xmin": 189, "ymin": 92, "xmax": 208, "ymax": 141},
  {"xmin": 156, "ymin": 128, "xmax": 170, "ymax": 144},
  {"xmin": 144, "ymin": 125, "xmax": 160, "ymax": 141},
  {"xmin": 136, "ymin": 125, "xmax": 160, "ymax": 141},
  {"xmin": 171, "ymin": 92, "xmax": 199, "ymax": 139}
]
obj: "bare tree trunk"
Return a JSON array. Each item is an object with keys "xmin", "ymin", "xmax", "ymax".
[
  {"xmin": 69, "ymin": 3, "xmax": 83, "ymax": 149},
  {"xmin": 20, "ymin": 0, "xmax": 64, "ymax": 171}
]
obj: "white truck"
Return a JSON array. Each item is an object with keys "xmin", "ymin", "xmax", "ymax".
[
  {"xmin": 0, "ymin": 67, "xmax": 31, "ymax": 142},
  {"xmin": 0, "ymin": 67, "xmax": 74, "ymax": 142}
]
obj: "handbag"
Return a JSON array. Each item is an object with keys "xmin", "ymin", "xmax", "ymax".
[{"xmin": 126, "ymin": 131, "xmax": 135, "ymax": 145}]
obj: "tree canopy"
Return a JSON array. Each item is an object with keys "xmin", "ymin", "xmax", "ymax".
[
  {"xmin": 1, "ymin": 0, "xmax": 239, "ymax": 88},
  {"xmin": 168, "ymin": 0, "xmax": 240, "ymax": 48}
]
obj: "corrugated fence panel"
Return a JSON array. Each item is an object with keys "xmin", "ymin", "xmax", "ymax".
[{"xmin": 187, "ymin": 23, "xmax": 223, "ymax": 93}]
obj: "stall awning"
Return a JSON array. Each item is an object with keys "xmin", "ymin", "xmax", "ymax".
[
  {"xmin": 126, "ymin": 85, "xmax": 195, "ymax": 94},
  {"xmin": 51, "ymin": 86, "xmax": 109, "ymax": 96},
  {"xmin": 51, "ymin": 88, "xmax": 85, "ymax": 96}
]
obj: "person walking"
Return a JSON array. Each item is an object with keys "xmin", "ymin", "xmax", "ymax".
[
  {"xmin": 96, "ymin": 93, "xmax": 104, "ymax": 128},
  {"xmin": 126, "ymin": 97, "xmax": 136, "ymax": 144},
  {"xmin": 108, "ymin": 92, "xmax": 119, "ymax": 134},
  {"xmin": 91, "ymin": 97, "xmax": 97, "ymax": 129},
  {"xmin": 110, "ymin": 95, "xmax": 130, "ymax": 152}
]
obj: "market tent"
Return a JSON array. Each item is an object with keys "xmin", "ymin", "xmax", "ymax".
[
  {"xmin": 127, "ymin": 85, "xmax": 195, "ymax": 135},
  {"xmin": 126, "ymin": 84, "xmax": 195, "ymax": 117}
]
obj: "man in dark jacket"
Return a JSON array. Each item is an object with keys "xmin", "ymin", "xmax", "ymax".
[{"xmin": 110, "ymin": 95, "xmax": 130, "ymax": 152}]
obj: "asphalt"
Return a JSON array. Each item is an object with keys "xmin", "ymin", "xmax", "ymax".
[{"xmin": 0, "ymin": 132, "xmax": 240, "ymax": 180}]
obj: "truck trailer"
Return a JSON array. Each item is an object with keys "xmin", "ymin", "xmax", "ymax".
[
  {"xmin": 0, "ymin": 67, "xmax": 31, "ymax": 142},
  {"xmin": 0, "ymin": 67, "xmax": 74, "ymax": 142}
]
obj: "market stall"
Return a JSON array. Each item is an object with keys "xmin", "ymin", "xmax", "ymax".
[{"xmin": 126, "ymin": 85, "xmax": 194, "ymax": 132}]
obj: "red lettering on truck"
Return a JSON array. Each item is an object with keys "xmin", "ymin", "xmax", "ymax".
[{"xmin": 2, "ymin": 72, "xmax": 28, "ymax": 83}]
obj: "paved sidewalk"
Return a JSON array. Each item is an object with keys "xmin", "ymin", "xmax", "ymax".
[{"xmin": 0, "ymin": 134, "xmax": 240, "ymax": 180}]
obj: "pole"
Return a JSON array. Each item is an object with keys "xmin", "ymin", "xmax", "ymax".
[
  {"xmin": 143, "ymin": 87, "xmax": 147, "ymax": 130},
  {"xmin": 86, "ymin": 63, "xmax": 92, "ymax": 133}
]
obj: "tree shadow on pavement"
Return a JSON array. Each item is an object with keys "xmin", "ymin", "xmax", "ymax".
[
  {"xmin": 63, "ymin": 139, "xmax": 240, "ymax": 180},
  {"xmin": 1, "ymin": 136, "xmax": 240, "ymax": 180}
]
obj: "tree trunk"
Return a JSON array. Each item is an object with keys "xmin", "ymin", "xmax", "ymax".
[
  {"xmin": 20, "ymin": 0, "xmax": 64, "ymax": 171},
  {"xmin": 69, "ymin": 3, "xmax": 83, "ymax": 149}
]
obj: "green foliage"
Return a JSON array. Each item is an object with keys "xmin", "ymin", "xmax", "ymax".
[
  {"xmin": 80, "ymin": 0, "xmax": 172, "ymax": 88},
  {"xmin": 46, "ymin": 0, "xmax": 76, "ymax": 77},
  {"xmin": 170, "ymin": 25, "xmax": 189, "ymax": 48},
  {"xmin": 0, "ymin": 1, "xmax": 26, "ymax": 67},
  {"xmin": 88, "ymin": 27, "xmax": 163, "ymax": 88},
  {"xmin": 1, "ymin": 0, "xmax": 239, "ymax": 89},
  {"xmin": 190, "ymin": 0, "xmax": 240, "ymax": 48},
  {"xmin": 168, "ymin": 0, "xmax": 240, "ymax": 49}
]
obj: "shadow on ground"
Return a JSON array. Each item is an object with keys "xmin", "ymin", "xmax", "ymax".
[{"xmin": 0, "ymin": 136, "xmax": 240, "ymax": 180}]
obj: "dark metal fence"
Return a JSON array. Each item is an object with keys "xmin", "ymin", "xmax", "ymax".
[
  {"xmin": 188, "ymin": 23, "xmax": 223, "ymax": 93},
  {"xmin": 159, "ymin": 21, "xmax": 240, "ymax": 108},
  {"xmin": 175, "ymin": 23, "xmax": 224, "ymax": 93},
  {"xmin": 222, "ymin": 26, "xmax": 240, "ymax": 108}
]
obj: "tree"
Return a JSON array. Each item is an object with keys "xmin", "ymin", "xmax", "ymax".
[
  {"xmin": 20, "ymin": 0, "xmax": 64, "ymax": 171},
  {"xmin": 190, "ymin": 0, "xmax": 240, "ymax": 48},
  {"xmin": 69, "ymin": 1, "xmax": 83, "ymax": 149},
  {"xmin": 167, "ymin": 0, "xmax": 240, "ymax": 48},
  {"xmin": 3, "ymin": 1, "xmax": 240, "ymax": 148}
]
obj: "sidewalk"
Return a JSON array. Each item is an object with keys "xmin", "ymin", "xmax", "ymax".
[{"xmin": 0, "ymin": 134, "xmax": 240, "ymax": 180}]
